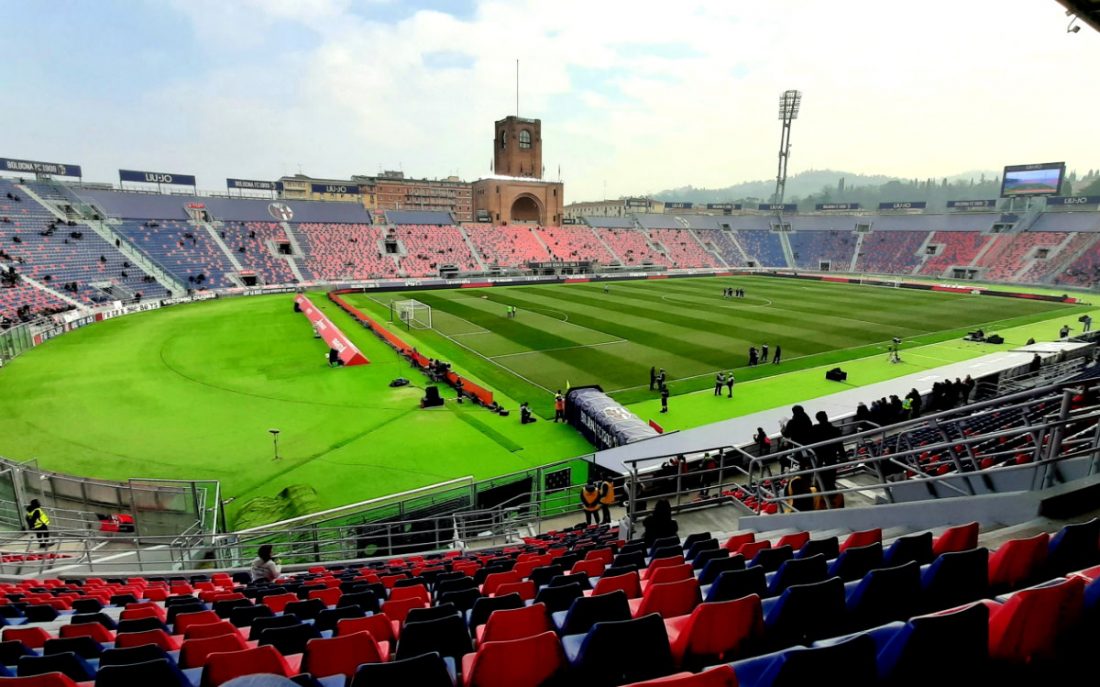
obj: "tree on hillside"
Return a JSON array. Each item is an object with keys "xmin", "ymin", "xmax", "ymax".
[{"xmin": 1079, "ymin": 177, "xmax": 1100, "ymax": 196}]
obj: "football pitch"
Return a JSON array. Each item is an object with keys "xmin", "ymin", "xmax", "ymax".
[
  {"xmin": 0, "ymin": 275, "xmax": 1086, "ymax": 528},
  {"xmin": 347, "ymin": 276, "xmax": 1081, "ymax": 413}
]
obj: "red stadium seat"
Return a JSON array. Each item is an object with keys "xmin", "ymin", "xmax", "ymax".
[
  {"xmin": 261, "ymin": 593, "xmax": 298, "ymax": 614},
  {"xmin": 988, "ymin": 533, "xmax": 1050, "ymax": 592},
  {"xmin": 337, "ymin": 613, "xmax": 400, "ymax": 642},
  {"xmin": 308, "ymin": 588, "xmax": 341, "ymax": 607},
  {"xmin": 988, "ymin": 576, "xmax": 1085, "ymax": 662},
  {"xmin": 840, "ymin": 528, "xmax": 882, "ymax": 553},
  {"xmin": 588, "ymin": 571, "xmax": 642, "ymax": 600},
  {"xmin": 493, "ymin": 580, "xmax": 536, "ymax": 601},
  {"xmin": 180, "ymin": 632, "xmax": 249, "ymax": 669},
  {"xmin": 173, "ymin": 610, "xmax": 220, "ymax": 635},
  {"xmin": 200, "ymin": 645, "xmax": 299, "ymax": 687},
  {"xmin": 461, "ymin": 631, "xmax": 565, "ymax": 687},
  {"xmin": 113, "ymin": 628, "xmax": 181, "ymax": 651},
  {"xmin": 665, "ymin": 596, "xmax": 764, "ymax": 667},
  {"xmin": 933, "ymin": 522, "xmax": 980, "ymax": 557},
  {"xmin": 380, "ymin": 596, "xmax": 425, "ymax": 624},
  {"xmin": 184, "ymin": 620, "xmax": 240, "ymax": 640},
  {"xmin": 643, "ymin": 556, "xmax": 686, "ymax": 581},
  {"xmin": 2, "ymin": 627, "xmax": 51, "ymax": 649},
  {"xmin": 302, "ymin": 631, "xmax": 389, "ymax": 679},
  {"xmin": 388, "ymin": 585, "xmax": 430, "ymax": 606},
  {"xmin": 629, "ymin": 578, "xmax": 701, "ymax": 619},
  {"xmin": 0, "ymin": 674, "xmax": 82, "ymax": 687},
  {"xmin": 622, "ymin": 664, "xmax": 737, "ymax": 687},
  {"xmin": 475, "ymin": 603, "xmax": 552, "ymax": 645}
]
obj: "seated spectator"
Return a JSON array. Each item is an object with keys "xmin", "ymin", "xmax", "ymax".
[{"xmin": 249, "ymin": 544, "xmax": 281, "ymax": 583}]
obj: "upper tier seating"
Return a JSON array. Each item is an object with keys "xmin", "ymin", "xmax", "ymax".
[
  {"xmin": 537, "ymin": 226, "xmax": 616, "ymax": 264},
  {"xmin": 395, "ymin": 225, "xmax": 479, "ymax": 277},
  {"xmin": 975, "ymin": 232, "xmax": 1070, "ymax": 282},
  {"xmin": 218, "ymin": 222, "xmax": 297, "ymax": 284},
  {"xmin": 787, "ymin": 231, "xmax": 857, "ymax": 271},
  {"xmin": 853, "ymin": 231, "xmax": 927, "ymax": 274},
  {"xmin": 918, "ymin": 231, "xmax": 992, "ymax": 276},
  {"xmin": 693, "ymin": 230, "xmax": 745, "ymax": 267},
  {"xmin": 647, "ymin": 229, "xmax": 720, "ymax": 268},
  {"xmin": 1, "ymin": 180, "xmax": 167, "ymax": 303},
  {"xmin": 291, "ymin": 223, "xmax": 392, "ymax": 281},
  {"xmin": 602, "ymin": 229, "xmax": 671, "ymax": 266},
  {"xmin": 115, "ymin": 220, "xmax": 236, "ymax": 290},
  {"xmin": 733, "ymin": 231, "xmax": 786, "ymax": 267},
  {"xmin": 462, "ymin": 224, "xmax": 551, "ymax": 267}
]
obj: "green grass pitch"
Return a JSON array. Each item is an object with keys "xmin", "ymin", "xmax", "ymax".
[
  {"xmin": 346, "ymin": 276, "xmax": 1081, "ymax": 414},
  {"xmin": 0, "ymin": 276, "xmax": 1085, "ymax": 528}
]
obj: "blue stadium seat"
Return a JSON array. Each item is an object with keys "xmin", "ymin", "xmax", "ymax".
[
  {"xmin": 765, "ymin": 554, "xmax": 828, "ymax": 597},
  {"xmin": 703, "ymin": 567, "xmax": 767, "ymax": 603},
  {"xmin": 17, "ymin": 651, "xmax": 96, "ymax": 682},
  {"xmin": 920, "ymin": 548, "xmax": 988, "ymax": 613},
  {"xmin": 552, "ymin": 590, "xmax": 631, "ymax": 635},
  {"xmin": 562, "ymin": 613, "xmax": 675, "ymax": 686},
  {"xmin": 698, "ymin": 555, "xmax": 745, "ymax": 586},
  {"xmin": 883, "ymin": 532, "xmax": 934, "ymax": 567},
  {"xmin": 872, "ymin": 601, "xmax": 989, "ymax": 686},
  {"xmin": 844, "ymin": 561, "xmax": 921, "ymax": 631},
  {"xmin": 1047, "ymin": 517, "xmax": 1100, "ymax": 577},
  {"xmin": 749, "ymin": 545, "xmax": 794, "ymax": 573},
  {"xmin": 762, "ymin": 577, "xmax": 846, "ymax": 649},
  {"xmin": 731, "ymin": 633, "xmax": 877, "ymax": 687},
  {"xmin": 794, "ymin": 537, "xmax": 839, "ymax": 561},
  {"xmin": 396, "ymin": 614, "xmax": 473, "ymax": 662},
  {"xmin": 827, "ymin": 542, "xmax": 883, "ymax": 582},
  {"xmin": 350, "ymin": 651, "xmax": 456, "ymax": 687},
  {"xmin": 95, "ymin": 658, "xmax": 193, "ymax": 687}
]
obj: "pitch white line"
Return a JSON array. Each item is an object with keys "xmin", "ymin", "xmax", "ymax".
[
  {"xmin": 490, "ymin": 339, "xmax": 629, "ymax": 360},
  {"xmin": 659, "ymin": 293, "xmax": 774, "ymax": 309}
]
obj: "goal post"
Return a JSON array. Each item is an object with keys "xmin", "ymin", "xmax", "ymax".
[{"xmin": 390, "ymin": 299, "xmax": 432, "ymax": 330}]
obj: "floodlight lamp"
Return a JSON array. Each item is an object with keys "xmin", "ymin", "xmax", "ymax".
[{"xmin": 268, "ymin": 428, "xmax": 281, "ymax": 435}]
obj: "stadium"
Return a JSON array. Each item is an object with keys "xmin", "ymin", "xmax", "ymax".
[{"xmin": 0, "ymin": 2, "xmax": 1099, "ymax": 686}]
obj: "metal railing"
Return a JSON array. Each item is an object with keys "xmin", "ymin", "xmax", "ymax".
[{"xmin": 620, "ymin": 382, "xmax": 1100, "ymax": 521}]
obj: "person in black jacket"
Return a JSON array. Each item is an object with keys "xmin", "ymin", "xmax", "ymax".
[
  {"xmin": 811, "ymin": 411, "xmax": 843, "ymax": 501},
  {"xmin": 782, "ymin": 405, "xmax": 814, "ymax": 470},
  {"xmin": 642, "ymin": 499, "xmax": 678, "ymax": 548}
]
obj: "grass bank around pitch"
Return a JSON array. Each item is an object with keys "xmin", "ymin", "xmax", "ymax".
[
  {"xmin": 0, "ymin": 293, "xmax": 591, "ymax": 528},
  {"xmin": 347, "ymin": 276, "xmax": 1083, "ymax": 417}
]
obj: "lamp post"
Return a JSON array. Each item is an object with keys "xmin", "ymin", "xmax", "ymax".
[
  {"xmin": 269, "ymin": 429, "xmax": 281, "ymax": 461},
  {"xmin": 774, "ymin": 90, "xmax": 802, "ymax": 206}
]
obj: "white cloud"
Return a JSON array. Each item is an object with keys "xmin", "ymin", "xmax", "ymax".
[{"xmin": 6, "ymin": 0, "xmax": 1100, "ymax": 201}]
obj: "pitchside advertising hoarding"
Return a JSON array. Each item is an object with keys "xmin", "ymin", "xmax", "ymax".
[
  {"xmin": 1000, "ymin": 162, "xmax": 1066, "ymax": 197},
  {"xmin": 1046, "ymin": 196, "xmax": 1100, "ymax": 206},
  {"xmin": 664, "ymin": 202, "xmax": 693, "ymax": 209},
  {"xmin": 119, "ymin": 169, "xmax": 197, "ymax": 187},
  {"xmin": 878, "ymin": 201, "xmax": 927, "ymax": 210},
  {"xmin": 707, "ymin": 203, "xmax": 741, "ymax": 210},
  {"xmin": 294, "ymin": 295, "xmax": 369, "ymax": 366},
  {"xmin": 947, "ymin": 200, "xmax": 996, "ymax": 209},
  {"xmin": 758, "ymin": 203, "xmax": 797, "ymax": 212},
  {"xmin": 0, "ymin": 157, "xmax": 82, "ymax": 178},
  {"xmin": 815, "ymin": 203, "xmax": 860, "ymax": 211}
]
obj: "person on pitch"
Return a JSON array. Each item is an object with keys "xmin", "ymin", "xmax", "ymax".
[
  {"xmin": 714, "ymin": 371, "xmax": 725, "ymax": 396},
  {"xmin": 726, "ymin": 371, "xmax": 735, "ymax": 398},
  {"xmin": 554, "ymin": 391, "xmax": 566, "ymax": 422}
]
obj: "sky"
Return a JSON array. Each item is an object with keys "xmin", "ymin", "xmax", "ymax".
[{"xmin": 2, "ymin": 0, "xmax": 1098, "ymax": 201}]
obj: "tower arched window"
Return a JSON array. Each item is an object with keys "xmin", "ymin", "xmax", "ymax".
[{"xmin": 519, "ymin": 130, "xmax": 532, "ymax": 149}]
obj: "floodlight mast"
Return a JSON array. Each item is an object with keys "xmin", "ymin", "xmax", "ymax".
[{"xmin": 773, "ymin": 89, "xmax": 802, "ymax": 207}]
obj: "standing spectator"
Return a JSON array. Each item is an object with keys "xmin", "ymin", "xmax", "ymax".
[
  {"xmin": 598, "ymin": 479, "xmax": 615, "ymax": 524},
  {"xmin": 812, "ymin": 411, "xmax": 844, "ymax": 507},
  {"xmin": 580, "ymin": 483, "xmax": 601, "ymax": 526},
  {"xmin": 772, "ymin": 345, "xmax": 782, "ymax": 364},
  {"xmin": 726, "ymin": 372, "xmax": 735, "ymax": 398},
  {"xmin": 782, "ymin": 405, "xmax": 814, "ymax": 470},
  {"xmin": 714, "ymin": 372, "xmax": 725, "ymax": 396},
  {"xmin": 855, "ymin": 402, "xmax": 873, "ymax": 432},
  {"xmin": 1029, "ymin": 354, "xmax": 1042, "ymax": 374},
  {"xmin": 761, "ymin": 343, "xmax": 769, "ymax": 361},
  {"xmin": 963, "ymin": 375, "xmax": 976, "ymax": 403},
  {"xmin": 250, "ymin": 544, "xmax": 281, "ymax": 583},
  {"xmin": 905, "ymin": 388, "xmax": 922, "ymax": 419},
  {"xmin": 25, "ymin": 499, "xmax": 50, "ymax": 549},
  {"xmin": 554, "ymin": 391, "xmax": 566, "ymax": 423},
  {"xmin": 1084, "ymin": 315, "xmax": 1093, "ymax": 332},
  {"xmin": 660, "ymin": 384, "xmax": 670, "ymax": 414},
  {"xmin": 748, "ymin": 347, "xmax": 758, "ymax": 366}
]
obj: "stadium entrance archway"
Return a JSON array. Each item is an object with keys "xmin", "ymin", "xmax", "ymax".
[{"xmin": 510, "ymin": 194, "xmax": 542, "ymax": 223}]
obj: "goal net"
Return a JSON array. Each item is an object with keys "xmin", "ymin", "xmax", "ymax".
[{"xmin": 391, "ymin": 299, "xmax": 432, "ymax": 330}]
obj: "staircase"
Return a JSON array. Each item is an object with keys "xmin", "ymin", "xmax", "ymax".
[
  {"xmin": 86, "ymin": 220, "xmax": 188, "ymax": 296},
  {"xmin": 20, "ymin": 274, "xmax": 84, "ymax": 310},
  {"xmin": 202, "ymin": 222, "xmax": 246, "ymax": 275},
  {"xmin": 777, "ymin": 230, "xmax": 796, "ymax": 269},
  {"xmin": 911, "ymin": 232, "xmax": 936, "ymax": 275},
  {"xmin": 688, "ymin": 229, "xmax": 730, "ymax": 268},
  {"xmin": 726, "ymin": 230, "xmax": 752, "ymax": 266},
  {"xmin": 849, "ymin": 231, "xmax": 866, "ymax": 272},
  {"xmin": 592, "ymin": 227, "xmax": 623, "ymax": 264},
  {"xmin": 457, "ymin": 225, "xmax": 488, "ymax": 271},
  {"xmin": 1038, "ymin": 232, "xmax": 1100, "ymax": 284},
  {"xmin": 530, "ymin": 227, "xmax": 554, "ymax": 258}
]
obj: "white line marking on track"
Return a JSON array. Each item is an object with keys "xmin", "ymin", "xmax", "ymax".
[
  {"xmin": 490, "ymin": 339, "xmax": 630, "ymax": 360},
  {"xmin": 658, "ymin": 294, "xmax": 774, "ymax": 309}
]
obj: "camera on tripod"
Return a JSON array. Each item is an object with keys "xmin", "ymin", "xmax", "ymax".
[{"xmin": 892, "ymin": 337, "xmax": 902, "ymax": 345}]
